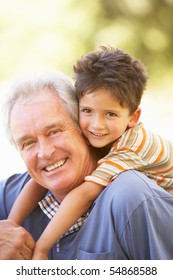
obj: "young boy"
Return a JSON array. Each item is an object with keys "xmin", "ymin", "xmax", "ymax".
[{"xmin": 8, "ymin": 46, "xmax": 173, "ymax": 259}]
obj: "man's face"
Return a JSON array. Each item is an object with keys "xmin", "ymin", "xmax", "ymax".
[{"xmin": 10, "ymin": 89, "xmax": 94, "ymax": 201}]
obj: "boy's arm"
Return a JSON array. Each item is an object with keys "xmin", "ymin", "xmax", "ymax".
[
  {"xmin": 32, "ymin": 181, "xmax": 104, "ymax": 259},
  {"xmin": 8, "ymin": 179, "xmax": 47, "ymax": 225}
]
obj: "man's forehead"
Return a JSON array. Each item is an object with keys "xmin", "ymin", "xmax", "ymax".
[
  {"xmin": 11, "ymin": 89, "xmax": 67, "ymax": 116},
  {"xmin": 14, "ymin": 88, "xmax": 61, "ymax": 105},
  {"xmin": 10, "ymin": 91, "xmax": 73, "ymax": 140}
]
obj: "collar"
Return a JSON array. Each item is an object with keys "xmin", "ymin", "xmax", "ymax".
[{"xmin": 39, "ymin": 193, "xmax": 90, "ymax": 252}]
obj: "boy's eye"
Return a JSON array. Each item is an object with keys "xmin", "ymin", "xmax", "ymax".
[{"xmin": 106, "ymin": 112, "xmax": 116, "ymax": 117}]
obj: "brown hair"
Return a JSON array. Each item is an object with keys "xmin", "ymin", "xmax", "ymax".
[{"xmin": 74, "ymin": 46, "xmax": 148, "ymax": 114}]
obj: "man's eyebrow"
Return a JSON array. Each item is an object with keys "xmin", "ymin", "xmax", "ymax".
[
  {"xmin": 43, "ymin": 123, "xmax": 60, "ymax": 131},
  {"xmin": 15, "ymin": 135, "xmax": 33, "ymax": 146},
  {"xmin": 42, "ymin": 122, "xmax": 64, "ymax": 133},
  {"xmin": 15, "ymin": 122, "xmax": 62, "ymax": 145}
]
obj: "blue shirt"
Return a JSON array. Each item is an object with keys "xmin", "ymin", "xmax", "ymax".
[{"xmin": 1, "ymin": 170, "xmax": 173, "ymax": 259}]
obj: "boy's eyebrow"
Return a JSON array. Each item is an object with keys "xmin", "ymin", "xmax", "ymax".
[{"xmin": 79, "ymin": 104, "xmax": 120, "ymax": 112}]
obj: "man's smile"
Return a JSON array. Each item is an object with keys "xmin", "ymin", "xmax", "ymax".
[{"xmin": 44, "ymin": 158, "xmax": 67, "ymax": 172}]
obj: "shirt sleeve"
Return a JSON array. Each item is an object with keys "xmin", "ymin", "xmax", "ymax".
[
  {"xmin": 0, "ymin": 172, "xmax": 30, "ymax": 219},
  {"xmin": 85, "ymin": 124, "xmax": 146, "ymax": 186},
  {"xmin": 85, "ymin": 148, "xmax": 148, "ymax": 186},
  {"xmin": 85, "ymin": 122, "xmax": 173, "ymax": 188}
]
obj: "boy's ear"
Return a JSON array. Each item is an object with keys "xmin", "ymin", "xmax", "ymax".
[{"xmin": 128, "ymin": 108, "xmax": 141, "ymax": 128}]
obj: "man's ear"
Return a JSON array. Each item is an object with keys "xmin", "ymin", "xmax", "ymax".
[{"xmin": 128, "ymin": 108, "xmax": 141, "ymax": 128}]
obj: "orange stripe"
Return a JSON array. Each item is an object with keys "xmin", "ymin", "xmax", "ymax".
[
  {"xmin": 152, "ymin": 164, "xmax": 173, "ymax": 175},
  {"xmin": 153, "ymin": 136, "xmax": 165, "ymax": 163},
  {"xmin": 135, "ymin": 127, "xmax": 147, "ymax": 153},
  {"xmin": 124, "ymin": 126, "xmax": 135, "ymax": 148},
  {"xmin": 143, "ymin": 137, "xmax": 155, "ymax": 162},
  {"xmin": 157, "ymin": 178, "xmax": 165, "ymax": 184},
  {"xmin": 103, "ymin": 160, "xmax": 125, "ymax": 171}
]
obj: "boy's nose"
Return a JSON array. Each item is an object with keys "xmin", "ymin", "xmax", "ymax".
[{"xmin": 92, "ymin": 116, "xmax": 105, "ymax": 130}]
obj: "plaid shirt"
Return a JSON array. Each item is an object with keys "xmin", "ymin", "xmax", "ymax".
[{"xmin": 39, "ymin": 193, "xmax": 90, "ymax": 252}]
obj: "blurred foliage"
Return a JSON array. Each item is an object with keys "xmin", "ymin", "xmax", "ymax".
[
  {"xmin": 0, "ymin": 0, "xmax": 173, "ymax": 88},
  {"xmin": 0, "ymin": 0, "xmax": 172, "ymax": 179},
  {"xmin": 97, "ymin": 0, "xmax": 173, "ymax": 86}
]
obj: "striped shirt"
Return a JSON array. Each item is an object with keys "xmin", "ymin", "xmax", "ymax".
[{"xmin": 85, "ymin": 123, "xmax": 173, "ymax": 193}]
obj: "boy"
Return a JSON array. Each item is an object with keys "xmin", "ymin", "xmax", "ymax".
[{"xmin": 8, "ymin": 46, "xmax": 173, "ymax": 259}]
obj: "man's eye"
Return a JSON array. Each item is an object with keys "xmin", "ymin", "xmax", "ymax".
[
  {"xmin": 22, "ymin": 140, "xmax": 35, "ymax": 149},
  {"xmin": 49, "ymin": 130, "xmax": 60, "ymax": 136},
  {"xmin": 82, "ymin": 108, "xmax": 92, "ymax": 113}
]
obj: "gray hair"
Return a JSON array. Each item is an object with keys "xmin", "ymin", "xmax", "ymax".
[{"xmin": 3, "ymin": 70, "xmax": 79, "ymax": 145}]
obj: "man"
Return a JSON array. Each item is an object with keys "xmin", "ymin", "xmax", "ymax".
[{"xmin": 1, "ymin": 70, "xmax": 173, "ymax": 259}]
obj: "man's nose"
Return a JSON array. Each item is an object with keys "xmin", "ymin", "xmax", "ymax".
[{"xmin": 37, "ymin": 138, "xmax": 55, "ymax": 159}]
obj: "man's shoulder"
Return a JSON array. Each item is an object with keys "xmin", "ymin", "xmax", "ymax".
[
  {"xmin": 98, "ymin": 170, "xmax": 173, "ymax": 207},
  {"xmin": 0, "ymin": 172, "xmax": 30, "ymax": 191},
  {"xmin": 0, "ymin": 172, "xmax": 30, "ymax": 218},
  {"xmin": 93, "ymin": 170, "xmax": 173, "ymax": 239}
]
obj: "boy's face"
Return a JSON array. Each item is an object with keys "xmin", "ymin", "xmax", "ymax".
[{"xmin": 79, "ymin": 88, "xmax": 134, "ymax": 148}]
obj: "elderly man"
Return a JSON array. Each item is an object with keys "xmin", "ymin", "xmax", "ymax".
[{"xmin": 1, "ymin": 70, "xmax": 173, "ymax": 260}]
